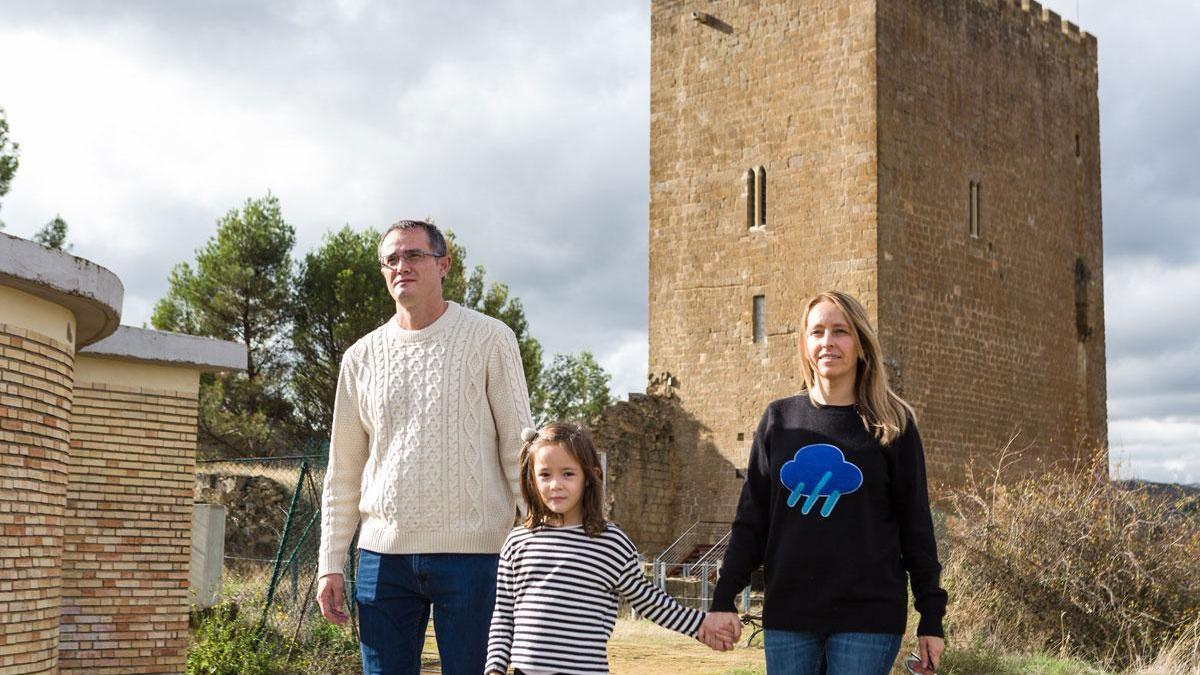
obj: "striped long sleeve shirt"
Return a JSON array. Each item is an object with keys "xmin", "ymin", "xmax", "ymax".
[{"xmin": 485, "ymin": 523, "xmax": 704, "ymax": 674}]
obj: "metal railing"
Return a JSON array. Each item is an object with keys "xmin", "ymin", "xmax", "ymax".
[
  {"xmin": 692, "ymin": 529, "xmax": 731, "ymax": 569},
  {"xmin": 655, "ymin": 520, "xmax": 730, "ymax": 568},
  {"xmin": 648, "ymin": 521, "xmax": 757, "ymax": 611}
]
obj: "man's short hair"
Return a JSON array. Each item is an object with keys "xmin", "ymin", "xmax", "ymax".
[{"xmin": 378, "ymin": 220, "xmax": 449, "ymax": 258}]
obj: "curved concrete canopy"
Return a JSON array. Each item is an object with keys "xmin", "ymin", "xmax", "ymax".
[
  {"xmin": 0, "ymin": 233, "xmax": 123, "ymax": 346},
  {"xmin": 81, "ymin": 326, "xmax": 247, "ymax": 373}
]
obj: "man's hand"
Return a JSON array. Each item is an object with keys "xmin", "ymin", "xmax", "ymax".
[
  {"xmin": 317, "ymin": 573, "xmax": 349, "ymax": 625},
  {"xmin": 915, "ymin": 635, "xmax": 944, "ymax": 673},
  {"xmin": 697, "ymin": 611, "xmax": 742, "ymax": 651}
]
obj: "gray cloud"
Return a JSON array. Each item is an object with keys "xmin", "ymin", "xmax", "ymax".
[
  {"xmin": 1103, "ymin": 258, "xmax": 1200, "ymax": 359},
  {"xmin": 0, "ymin": 0, "xmax": 650, "ymax": 389},
  {"xmin": 1092, "ymin": 2, "xmax": 1200, "ymax": 262},
  {"xmin": 1084, "ymin": 0, "xmax": 1200, "ymax": 484},
  {"xmin": 1110, "ymin": 417, "xmax": 1200, "ymax": 485},
  {"xmin": 1, "ymin": 1, "xmax": 1198, "ymax": 481}
]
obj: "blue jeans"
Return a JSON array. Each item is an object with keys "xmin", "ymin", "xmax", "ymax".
[
  {"xmin": 763, "ymin": 629, "xmax": 902, "ymax": 675},
  {"xmin": 355, "ymin": 550, "xmax": 499, "ymax": 675}
]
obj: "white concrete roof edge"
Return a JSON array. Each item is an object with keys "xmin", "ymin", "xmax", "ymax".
[
  {"xmin": 0, "ymin": 232, "xmax": 124, "ymax": 345},
  {"xmin": 80, "ymin": 325, "xmax": 248, "ymax": 372}
]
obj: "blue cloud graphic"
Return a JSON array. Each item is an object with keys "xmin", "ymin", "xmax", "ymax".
[{"xmin": 779, "ymin": 444, "xmax": 863, "ymax": 517}]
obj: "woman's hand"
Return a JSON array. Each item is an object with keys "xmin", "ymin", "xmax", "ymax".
[{"xmin": 915, "ymin": 635, "xmax": 944, "ymax": 672}]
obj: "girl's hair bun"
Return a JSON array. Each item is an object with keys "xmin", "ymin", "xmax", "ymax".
[{"xmin": 520, "ymin": 427, "xmax": 539, "ymax": 443}]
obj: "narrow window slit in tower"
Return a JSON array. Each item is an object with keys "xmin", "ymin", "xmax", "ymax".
[
  {"xmin": 968, "ymin": 180, "xmax": 981, "ymax": 238},
  {"xmin": 756, "ymin": 166, "xmax": 767, "ymax": 227},
  {"xmin": 1075, "ymin": 257, "xmax": 1092, "ymax": 342},
  {"xmin": 753, "ymin": 295, "xmax": 766, "ymax": 344},
  {"xmin": 1075, "ymin": 133, "xmax": 1081, "ymax": 158},
  {"xmin": 746, "ymin": 169, "xmax": 756, "ymax": 228}
]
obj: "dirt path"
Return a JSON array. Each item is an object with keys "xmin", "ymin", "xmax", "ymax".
[{"xmin": 607, "ymin": 619, "xmax": 766, "ymax": 675}]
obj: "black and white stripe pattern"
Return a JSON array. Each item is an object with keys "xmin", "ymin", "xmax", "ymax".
[{"xmin": 485, "ymin": 523, "xmax": 703, "ymax": 674}]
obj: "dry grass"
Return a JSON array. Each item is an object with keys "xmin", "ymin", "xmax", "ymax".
[
  {"xmin": 943, "ymin": 445, "xmax": 1200, "ymax": 671},
  {"xmin": 1131, "ymin": 616, "xmax": 1200, "ymax": 674},
  {"xmin": 608, "ymin": 618, "xmax": 765, "ymax": 675}
]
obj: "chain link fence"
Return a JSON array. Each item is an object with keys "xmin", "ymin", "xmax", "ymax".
[{"xmin": 194, "ymin": 455, "xmax": 442, "ymax": 673}]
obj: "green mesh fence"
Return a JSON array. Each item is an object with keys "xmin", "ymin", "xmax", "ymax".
[{"xmin": 195, "ymin": 455, "xmax": 444, "ymax": 673}]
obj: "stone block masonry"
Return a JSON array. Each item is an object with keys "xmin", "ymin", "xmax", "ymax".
[
  {"xmin": 876, "ymin": 0, "xmax": 1105, "ymax": 481},
  {"xmin": 642, "ymin": 0, "xmax": 1106, "ymax": 537}
]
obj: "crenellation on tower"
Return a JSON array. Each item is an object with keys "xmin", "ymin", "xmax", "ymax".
[
  {"xmin": 1041, "ymin": 7, "xmax": 1063, "ymax": 32},
  {"xmin": 999, "ymin": 0, "xmax": 1095, "ymax": 45}
]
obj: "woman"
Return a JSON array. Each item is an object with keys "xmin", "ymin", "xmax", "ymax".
[{"xmin": 702, "ymin": 290, "xmax": 947, "ymax": 674}]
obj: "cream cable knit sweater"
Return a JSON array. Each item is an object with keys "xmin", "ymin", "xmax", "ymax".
[{"xmin": 318, "ymin": 302, "xmax": 533, "ymax": 578}]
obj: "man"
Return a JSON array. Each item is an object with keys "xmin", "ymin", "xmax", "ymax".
[{"xmin": 316, "ymin": 220, "xmax": 533, "ymax": 675}]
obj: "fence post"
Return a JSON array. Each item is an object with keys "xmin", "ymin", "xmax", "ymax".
[
  {"xmin": 258, "ymin": 460, "xmax": 310, "ymax": 636},
  {"xmin": 741, "ymin": 585, "xmax": 751, "ymax": 613}
]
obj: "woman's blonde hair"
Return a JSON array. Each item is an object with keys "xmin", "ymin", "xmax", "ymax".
[
  {"xmin": 518, "ymin": 422, "xmax": 606, "ymax": 536},
  {"xmin": 799, "ymin": 290, "xmax": 914, "ymax": 446}
]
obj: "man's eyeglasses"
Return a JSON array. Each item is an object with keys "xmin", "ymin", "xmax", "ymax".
[{"xmin": 379, "ymin": 249, "xmax": 443, "ymax": 270}]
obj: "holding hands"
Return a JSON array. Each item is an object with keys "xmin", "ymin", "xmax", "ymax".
[{"xmin": 697, "ymin": 611, "xmax": 742, "ymax": 651}]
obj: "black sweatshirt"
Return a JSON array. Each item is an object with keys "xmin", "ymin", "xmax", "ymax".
[{"xmin": 711, "ymin": 393, "xmax": 947, "ymax": 637}]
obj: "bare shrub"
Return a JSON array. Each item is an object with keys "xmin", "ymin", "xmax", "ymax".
[{"xmin": 943, "ymin": 445, "xmax": 1200, "ymax": 669}]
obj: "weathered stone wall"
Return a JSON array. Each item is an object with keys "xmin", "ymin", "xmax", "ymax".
[
  {"xmin": 649, "ymin": 0, "xmax": 880, "ymax": 526},
  {"xmin": 875, "ymin": 0, "xmax": 1106, "ymax": 481},
  {"xmin": 593, "ymin": 388, "xmax": 742, "ymax": 556},
  {"xmin": 0, "ymin": 320, "xmax": 74, "ymax": 675},
  {"xmin": 58, "ymin": 374, "xmax": 199, "ymax": 673},
  {"xmin": 592, "ymin": 395, "xmax": 677, "ymax": 553}
]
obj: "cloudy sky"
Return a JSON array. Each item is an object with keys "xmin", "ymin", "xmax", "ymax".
[{"xmin": 1, "ymin": 1, "xmax": 1196, "ymax": 484}]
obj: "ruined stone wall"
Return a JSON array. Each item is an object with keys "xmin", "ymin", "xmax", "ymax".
[
  {"xmin": 875, "ymin": 0, "xmax": 1106, "ymax": 482},
  {"xmin": 592, "ymin": 395, "xmax": 678, "ymax": 554},
  {"xmin": 58, "ymin": 366, "xmax": 199, "ymax": 674},
  {"xmin": 592, "ymin": 389, "xmax": 742, "ymax": 556},
  {"xmin": 649, "ymin": 0, "xmax": 881, "ymax": 526}
]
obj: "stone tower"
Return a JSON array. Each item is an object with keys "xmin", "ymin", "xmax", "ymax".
[{"xmin": 648, "ymin": 0, "xmax": 1106, "ymax": 526}]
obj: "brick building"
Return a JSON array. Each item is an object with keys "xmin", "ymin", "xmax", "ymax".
[
  {"xmin": 0, "ymin": 233, "xmax": 244, "ymax": 674},
  {"xmin": 625, "ymin": 0, "xmax": 1106, "ymax": 551}
]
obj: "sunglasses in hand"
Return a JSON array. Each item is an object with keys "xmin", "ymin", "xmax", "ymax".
[{"xmin": 904, "ymin": 652, "xmax": 936, "ymax": 674}]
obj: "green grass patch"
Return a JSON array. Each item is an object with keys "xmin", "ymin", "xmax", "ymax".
[
  {"xmin": 940, "ymin": 646, "xmax": 1111, "ymax": 675},
  {"xmin": 187, "ymin": 602, "xmax": 360, "ymax": 675}
]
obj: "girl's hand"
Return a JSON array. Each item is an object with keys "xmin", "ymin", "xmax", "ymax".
[
  {"xmin": 916, "ymin": 635, "xmax": 944, "ymax": 672},
  {"xmin": 698, "ymin": 612, "xmax": 741, "ymax": 651}
]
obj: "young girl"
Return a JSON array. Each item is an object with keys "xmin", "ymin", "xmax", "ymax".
[
  {"xmin": 703, "ymin": 290, "xmax": 948, "ymax": 675},
  {"xmin": 485, "ymin": 422, "xmax": 730, "ymax": 674}
]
